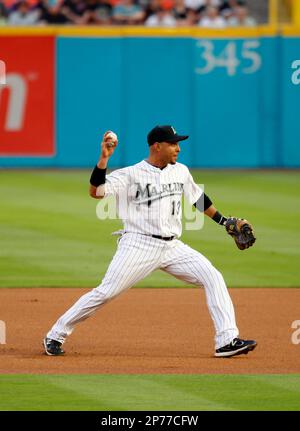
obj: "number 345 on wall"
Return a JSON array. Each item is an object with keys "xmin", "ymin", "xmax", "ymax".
[{"xmin": 195, "ymin": 40, "xmax": 261, "ymax": 76}]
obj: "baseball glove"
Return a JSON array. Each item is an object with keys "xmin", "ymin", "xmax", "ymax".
[{"xmin": 225, "ymin": 217, "xmax": 256, "ymax": 250}]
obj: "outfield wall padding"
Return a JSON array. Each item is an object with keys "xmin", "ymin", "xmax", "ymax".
[{"xmin": 0, "ymin": 29, "xmax": 299, "ymax": 168}]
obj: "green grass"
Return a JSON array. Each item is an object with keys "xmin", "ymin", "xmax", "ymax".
[
  {"xmin": 0, "ymin": 170, "xmax": 299, "ymax": 287},
  {"xmin": 0, "ymin": 374, "xmax": 299, "ymax": 411}
]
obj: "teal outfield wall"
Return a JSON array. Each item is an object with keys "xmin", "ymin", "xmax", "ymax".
[{"xmin": 1, "ymin": 34, "xmax": 299, "ymax": 168}]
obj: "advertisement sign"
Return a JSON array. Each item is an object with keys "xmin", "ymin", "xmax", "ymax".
[{"xmin": 0, "ymin": 36, "xmax": 54, "ymax": 156}]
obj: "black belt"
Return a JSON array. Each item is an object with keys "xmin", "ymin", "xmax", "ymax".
[{"xmin": 151, "ymin": 235, "xmax": 175, "ymax": 241}]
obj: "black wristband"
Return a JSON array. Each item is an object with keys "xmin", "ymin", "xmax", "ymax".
[
  {"xmin": 204, "ymin": 193, "xmax": 213, "ymax": 211},
  {"xmin": 193, "ymin": 193, "xmax": 213, "ymax": 212},
  {"xmin": 212, "ymin": 211, "xmax": 227, "ymax": 226},
  {"xmin": 90, "ymin": 165, "xmax": 106, "ymax": 187}
]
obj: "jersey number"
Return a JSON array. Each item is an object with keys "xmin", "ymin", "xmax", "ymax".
[{"xmin": 171, "ymin": 200, "xmax": 181, "ymax": 216}]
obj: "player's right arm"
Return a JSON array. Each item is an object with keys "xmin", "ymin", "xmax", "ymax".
[{"xmin": 89, "ymin": 131, "xmax": 118, "ymax": 199}]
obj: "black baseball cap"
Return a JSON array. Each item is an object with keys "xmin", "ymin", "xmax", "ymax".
[{"xmin": 147, "ymin": 125, "xmax": 189, "ymax": 146}]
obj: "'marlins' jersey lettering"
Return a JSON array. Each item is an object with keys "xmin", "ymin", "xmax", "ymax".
[{"xmin": 135, "ymin": 182, "xmax": 184, "ymax": 205}]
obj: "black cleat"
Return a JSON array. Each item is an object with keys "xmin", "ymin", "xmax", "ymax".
[
  {"xmin": 43, "ymin": 337, "xmax": 65, "ymax": 356},
  {"xmin": 215, "ymin": 338, "xmax": 257, "ymax": 358}
]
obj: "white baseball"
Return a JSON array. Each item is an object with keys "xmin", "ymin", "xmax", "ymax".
[{"xmin": 106, "ymin": 132, "xmax": 118, "ymax": 144}]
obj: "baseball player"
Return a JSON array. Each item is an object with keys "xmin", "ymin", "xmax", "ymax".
[{"xmin": 43, "ymin": 125, "xmax": 256, "ymax": 358}]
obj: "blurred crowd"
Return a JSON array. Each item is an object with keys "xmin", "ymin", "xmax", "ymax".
[{"xmin": 0, "ymin": 0, "xmax": 257, "ymax": 27}]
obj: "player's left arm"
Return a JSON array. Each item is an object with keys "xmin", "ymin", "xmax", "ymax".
[
  {"xmin": 193, "ymin": 194, "xmax": 256, "ymax": 250},
  {"xmin": 194, "ymin": 194, "xmax": 227, "ymax": 225},
  {"xmin": 185, "ymin": 169, "xmax": 255, "ymax": 249},
  {"xmin": 204, "ymin": 204, "xmax": 227, "ymax": 223}
]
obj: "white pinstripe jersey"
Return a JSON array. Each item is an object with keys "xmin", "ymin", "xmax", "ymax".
[{"xmin": 98, "ymin": 160, "xmax": 203, "ymax": 238}]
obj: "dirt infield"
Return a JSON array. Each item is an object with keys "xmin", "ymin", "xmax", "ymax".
[{"xmin": 0, "ymin": 288, "xmax": 299, "ymax": 374}]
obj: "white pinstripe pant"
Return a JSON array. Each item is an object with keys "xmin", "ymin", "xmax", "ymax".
[{"xmin": 47, "ymin": 233, "xmax": 239, "ymax": 349}]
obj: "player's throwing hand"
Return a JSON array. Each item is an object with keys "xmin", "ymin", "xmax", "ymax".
[{"xmin": 101, "ymin": 130, "xmax": 118, "ymax": 158}]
